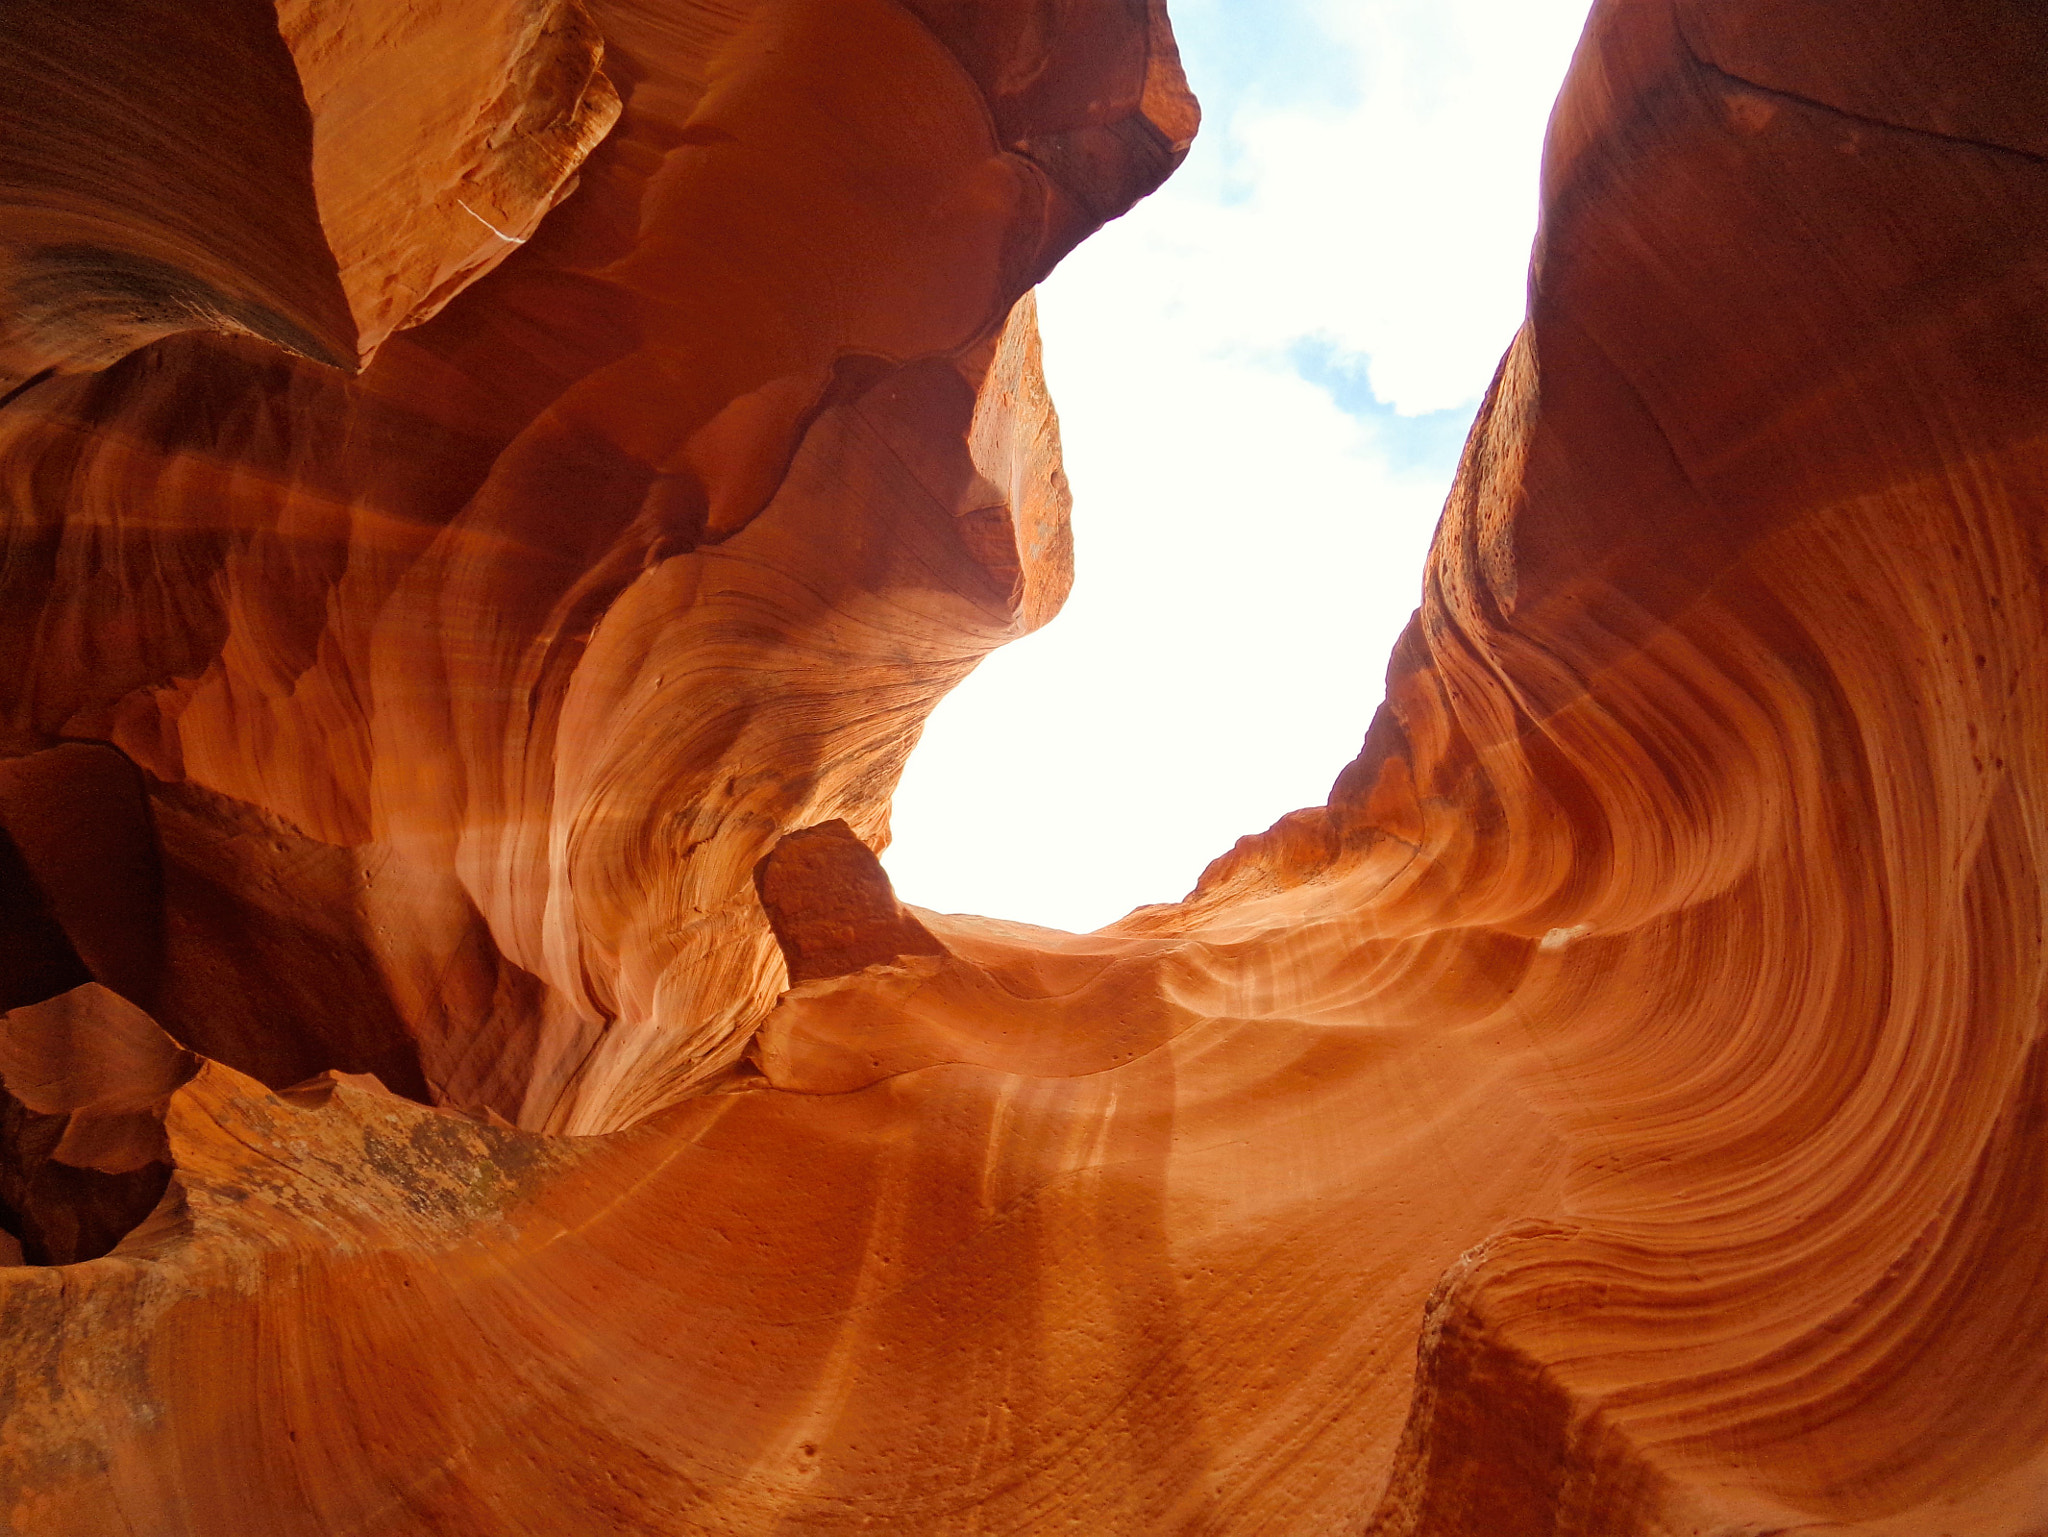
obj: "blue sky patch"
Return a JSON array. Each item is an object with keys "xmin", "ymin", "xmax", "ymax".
[{"xmin": 1288, "ymin": 338, "xmax": 1478, "ymax": 477}]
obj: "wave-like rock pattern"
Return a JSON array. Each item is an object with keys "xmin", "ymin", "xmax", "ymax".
[
  {"xmin": 0, "ymin": 0, "xmax": 1188, "ymax": 1137},
  {"xmin": 2, "ymin": 0, "xmax": 2045, "ymax": 1533}
]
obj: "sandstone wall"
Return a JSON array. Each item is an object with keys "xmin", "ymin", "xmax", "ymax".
[{"xmin": 1, "ymin": 2, "xmax": 2044, "ymax": 1533}]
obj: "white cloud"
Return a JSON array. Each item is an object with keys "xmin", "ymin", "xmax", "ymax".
[{"xmin": 884, "ymin": 0, "xmax": 1593, "ymax": 931}]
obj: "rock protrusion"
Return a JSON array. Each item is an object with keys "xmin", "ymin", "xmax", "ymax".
[
  {"xmin": 0, "ymin": 983, "xmax": 197, "ymax": 1263},
  {"xmin": 755, "ymin": 821, "xmax": 947, "ymax": 986}
]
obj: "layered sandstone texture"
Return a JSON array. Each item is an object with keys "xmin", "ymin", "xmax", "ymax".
[{"xmin": 1, "ymin": 0, "xmax": 2045, "ymax": 1533}]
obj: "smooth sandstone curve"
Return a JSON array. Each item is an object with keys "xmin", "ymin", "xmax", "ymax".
[{"xmin": 2, "ymin": 0, "xmax": 2046, "ymax": 1534}]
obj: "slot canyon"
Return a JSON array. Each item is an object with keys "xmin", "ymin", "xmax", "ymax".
[{"xmin": 1, "ymin": 0, "xmax": 2046, "ymax": 1532}]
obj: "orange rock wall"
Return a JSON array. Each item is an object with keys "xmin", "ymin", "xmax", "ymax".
[
  {"xmin": 0, "ymin": 0, "xmax": 1189, "ymax": 1135},
  {"xmin": 2, "ymin": 0, "xmax": 2047, "ymax": 1533}
]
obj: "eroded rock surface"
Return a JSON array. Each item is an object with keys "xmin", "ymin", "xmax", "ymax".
[{"xmin": 1, "ymin": 0, "xmax": 2045, "ymax": 1533}]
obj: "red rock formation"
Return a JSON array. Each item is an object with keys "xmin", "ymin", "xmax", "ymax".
[
  {"xmin": 2, "ymin": 0, "xmax": 2046, "ymax": 1533},
  {"xmin": 755, "ymin": 819, "xmax": 948, "ymax": 985},
  {"xmin": 0, "ymin": 0, "xmax": 617, "ymax": 380},
  {"xmin": 0, "ymin": 984, "xmax": 197, "ymax": 1266},
  {"xmin": 0, "ymin": 0, "xmax": 1176, "ymax": 1135}
]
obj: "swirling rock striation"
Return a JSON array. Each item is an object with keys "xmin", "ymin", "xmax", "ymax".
[
  {"xmin": 0, "ymin": 0, "xmax": 1185, "ymax": 1136},
  {"xmin": 1, "ymin": 0, "xmax": 2046, "ymax": 1534}
]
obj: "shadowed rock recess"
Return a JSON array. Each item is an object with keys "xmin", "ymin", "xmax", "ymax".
[{"xmin": 0, "ymin": 0, "xmax": 2043, "ymax": 1531}]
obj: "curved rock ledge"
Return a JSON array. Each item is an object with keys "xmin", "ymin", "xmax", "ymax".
[{"xmin": 2, "ymin": 1, "xmax": 2045, "ymax": 1533}]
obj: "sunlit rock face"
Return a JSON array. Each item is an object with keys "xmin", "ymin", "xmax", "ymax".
[
  {"xmin": 0, "ymin": 0, "xmax": 1162, "ymax": 1138},
  {"xmin": 1, "ymin": 0, "xmax": 2044, "ymax": 1533}
]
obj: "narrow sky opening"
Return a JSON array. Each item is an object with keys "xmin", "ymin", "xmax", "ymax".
[{"xmin": 884, "ymin": 0, "xmax": 1595, "ymax": 933}]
